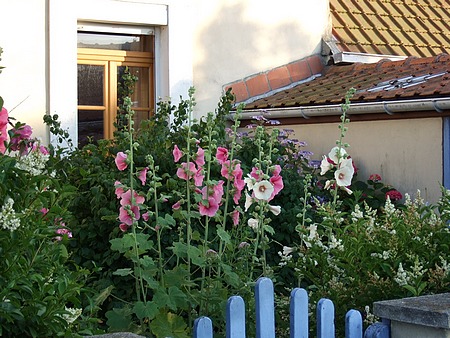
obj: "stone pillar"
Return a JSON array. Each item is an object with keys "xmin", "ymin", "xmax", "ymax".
[{"xmin": 373, "ymin": 293, "xmax": 450, "ymax": 338}]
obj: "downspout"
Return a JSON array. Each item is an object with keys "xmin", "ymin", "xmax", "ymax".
[
  {"xmin": 231, "ymin": 97, "xmax": 450, "ymax": 120},
  {"xmin": 444, "ymin": 117, "xmax": 450, "ymax": 190}
]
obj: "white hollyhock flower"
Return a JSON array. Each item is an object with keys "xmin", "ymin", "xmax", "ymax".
[
  {"xmin": 268, "ymin": 205, "xmax": 281, "ymax": 215},
  {"xmin": 245, "ymin": 192, "xmax": 253, "ymax": 211},
  {"xmin": 335, "ymin": 158, "xmax": 354, "ymax": 187},
  {"xmin": 320, "ymin": 155, "xmax": 333, "ymax": 175},
  {"xmin": 253, "ymin": 180, "xmax": 274, "ymax": 201},
  {"xmin": 328, "ymin": 146, "xmax": 347, "ymax": 164},
  {"xmin": 248, "ymin": 218, "xmax": 259, "ymax": 229},
  {"xmin": 244, "ymin": 175, "xmax": 255, "ymax": 190}
]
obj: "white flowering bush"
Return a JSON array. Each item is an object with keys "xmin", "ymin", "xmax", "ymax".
[
  {"xmin": 279, "ymin": 90, "xmax": 450, "ymax": 335},
  {"xmin": 0, "ymin": 51, "xmax": 94, "ymax": 335}
]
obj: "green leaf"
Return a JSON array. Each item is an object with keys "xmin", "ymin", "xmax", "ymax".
[
  {"xmin": 133, "ymin": 301, "xmax": 158, "ymax": 320},
  {"xmin": 151, "ymin": 311, "xmax": 189, "ymax": 338},
  {"xmin": 168, "ymin": 286, "xmax": 189, "ymax": 310},
  {"xmin": 187, "ymin": 246, "xmax": 205, "ymax": 267},
  {"xmin": 113, "ymin": 268, "xmax": 133, "ymax": 276},
  {"xmin": 105, "ymin": 307, "xmax": 133, "ymax": 331},
  {"xmin": 216, "ymin": 227, "xmax": 231, "ymax": 245}
]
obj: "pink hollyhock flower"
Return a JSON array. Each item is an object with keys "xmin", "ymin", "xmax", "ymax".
[
  {"xmin": 10, "ymin": 124, "xmax": 33, "ymax": 152},
  {"xmin": 138, "ymin": 167, "xmax": 149, "ymax": 185},
  {"xmin": 115, "ymin": 152, "xmax": 128, "ymax": 171},
  {"xmin": 232, "ymin": 187, "xmax": 242, "ymax": 204},
  {"xmin": 220, "ymin": 160, "xmax": 233, "ymax": 180},
  {"xmin": 194, "ymin": 168, "xmax": 204, "ymax": 187},
  {"xmin": 199, "ymin": 196, "xmax": 220, "ymax": 217},
  {"xmin": 195, "ymin": 147, "xmax": 205, "ymax": 167},
  {"xmin": 40, "ymin": 207, "xmax": 49, "ymax": 215},
  {"xmin": 39, "ymin": 145, "xmax": 49, "ymax": 155},
  {"xmin": 142, "ymin": 212, "xmax": 150, "ymax": 221},
  {"xmin": 172, "ymin": 201, "xmax": 182, "ymax": 210},
  {"xmin": 233, "ymin": 164, "xmax": 245, "ymax": 190},
  {"xmin": 250, "ymin": 167, "xmax": 262, "ymax": 180},
  {"xmin": 216, "ymin": 147, "xmax": 228, "ymax": 164},
  {"xmin": 176, "ymin": 162, "xmax": 196, "ymax": 180},
  {"xmin": 0, "ymin": 107, "xmax": 8, "ymax": 154},
  {"xmin": 119, "ymin": 223, "xmax": 129, "ymax": 232},
  {"xmin": 173, "ymin": 145, "xmax": 183, "ymax": 163},
  {"xmin": 272, "ymin": 165, "xmax": 282, "ymax": 177},
  {"xmin": 386, "ymin": 190, "xmax": 403, "ymax": 201},
  {"xmin": 231, "ymin": 209, "xmax": 240, "ymax": 226},
  {"xmin": 119, "ymin": 205, "xmax": 140, "ymax": 225},
  {"xmin": 114, "ymin": 181, "xmax": 125, "ymax": 199},
  {"xmin": 212, "ymin": 180, "xmax": 224, "ymax": 201},
  {"xmin": 269, "ymin": 174, "xmax": 284, "ymax": 200},
  {"xmin": 120, "ymin": 190, "xmax": 145, "ymax": 206}
]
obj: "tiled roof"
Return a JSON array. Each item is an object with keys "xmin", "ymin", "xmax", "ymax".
[
  {"xmin": 329, "ymin": 0, "xmax": 450, "ymax": 57},
  {"xmin": 244, "ymin": 54, "xmax": 450, "ymax": 109}
]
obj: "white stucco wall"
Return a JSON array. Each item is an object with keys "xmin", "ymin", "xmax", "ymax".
[
  {"xmin": 192, "ymin": 0, "xmax": 330, "ymax": 115},
  {"xmin": 0, "ymin": 0, "xmax": 329, "ymax": 142},
  {"xmin": 0, "ymin": 0, "xmax": 48, "ymax": 143},
  {"xmin": 291, "ymin": 117, "xmax": 443, "ymax": 203}
]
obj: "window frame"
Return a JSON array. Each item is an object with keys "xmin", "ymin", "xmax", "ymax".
[{"xmin": 77, "ymin": 47, "xmax": 154, "ymax": 140}]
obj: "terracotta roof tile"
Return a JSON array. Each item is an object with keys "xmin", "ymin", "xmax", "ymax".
[
  {"xmin": 329, "ymin": 0, "xmax": 450, "ymax": 57},
  {"xmin": 244, "ymin": 54, "xmax": 450, "ymax": 109}
]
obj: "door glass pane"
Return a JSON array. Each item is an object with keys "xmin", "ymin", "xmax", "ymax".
[
  {"xmin": 78, "ymin": 33, "xmax": 153, "ymax": 52},
  {"xmin": 78, "ymin": 110, "xmax": 104, "ymax": 147},
  {"xmin": 78, "ymin": 64, "xmax": 104, "ymax": 106}
]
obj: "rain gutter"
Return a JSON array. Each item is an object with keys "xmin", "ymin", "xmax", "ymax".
[{"xmin": 230, "ymin": 97, "xmax": 450, "ymax": 121}]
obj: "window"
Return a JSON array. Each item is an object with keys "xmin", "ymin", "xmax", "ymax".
[{"xmin": 77, "ymin": 31, "xmax": 154, "ymax": 146}]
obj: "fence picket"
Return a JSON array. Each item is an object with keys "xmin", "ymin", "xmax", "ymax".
[
  {"xmin": 192, "ymin": 278, "xmax": 385, "ymax": 338},
  {"xmin": 364, "ymin": 321, "xmax": 390, "ymax": 338},
  {"xmin": 255, "ymin": 277, "xmax": 275, "ymax": 338},
  {"xmin": 346, "ymin": 309, "xmax": 363, "ymax": 338},
  {"xmin": 290, "ymin": 287, "xmax": 308, "ymax": 338},
  {"xmin": 193, "ymin": 316, "xmax": 213, "ymax": 338},
  {"xmin": 227, "ymin": 296, "xmax": 246, "ymax": 338},
  {"xmin": 317, "ymin": 298, "xmax": 335, "ymax": 338}
]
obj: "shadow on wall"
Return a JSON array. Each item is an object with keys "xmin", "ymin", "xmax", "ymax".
[{"xmin": 193, "ymin": 1, "xmax": 326, "ymax": 114}]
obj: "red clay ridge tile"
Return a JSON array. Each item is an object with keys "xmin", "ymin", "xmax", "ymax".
[
  {"xmin": 245, "ymin": 73, "xmax": 270, "ymax": 97},
  {"xmin": 267, "ymin": 66, "xmax": 291, "ymax": 89},
  {"xmin": 225, "ymin": 81, "xmax": 249, "ymax": 103}
]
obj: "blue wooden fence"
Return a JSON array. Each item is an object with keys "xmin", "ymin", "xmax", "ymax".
[{"xmin": 193, "ymin": 277, "xmax": 390, "ymax": 338}]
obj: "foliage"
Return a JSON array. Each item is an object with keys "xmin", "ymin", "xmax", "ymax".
[{"xmin": 0, "ymin": 114, "xmax": 93, "ymax": 336}]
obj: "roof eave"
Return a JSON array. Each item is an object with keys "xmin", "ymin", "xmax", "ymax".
[{"xmin": 232, "ymin": 97, "xmax": 450, "ymax": 120}]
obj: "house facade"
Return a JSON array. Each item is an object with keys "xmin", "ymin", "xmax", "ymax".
[
  {"xmin": 0, "ymin": 0, "xmax": 449, "ymax": 202},
  {"xmin": 0, "ymin": 0, "xmax": 329, "ymax": 143}
]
